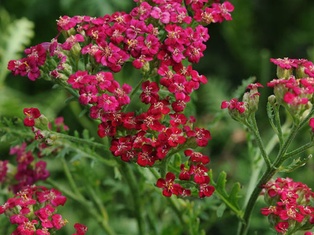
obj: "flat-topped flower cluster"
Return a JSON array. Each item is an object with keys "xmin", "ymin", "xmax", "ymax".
[
  {"xmin": 0, "ymin": 185, "xmax": 87, "ymax": 235},
  {"xmin": 7, "ymin": 0, "xmax": 234, "ymax": 198},
  {"xmin": 261, "ymin": 178, "xmax": 314, "ymax": 234}
]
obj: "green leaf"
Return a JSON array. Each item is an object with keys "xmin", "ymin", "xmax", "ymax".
[
  {"xmin": 0, "ymin": 116, "xmax": 34, "ymax": 145},
  {"xmin": 209, "ymin": 170, "xmax": 243, "ymax": 219},
  {"xmin": 279, "ymin": 155, "xmax": 312, "ymax": 173},
  {"xmin": 266, "ymin": 101, "xmax": 277, "ymax": 133},
  {"xmin": 0, "ymin": 9, "xmax": 34, "ymax": 83},
  {"xmin": 216, "ymin": 203, "xmax": 226, "ymax": 218}
]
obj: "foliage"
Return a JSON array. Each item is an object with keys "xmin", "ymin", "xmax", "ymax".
[{"xmin": 1, "ymin": 1, "xmax": 314, "ymax": 235}]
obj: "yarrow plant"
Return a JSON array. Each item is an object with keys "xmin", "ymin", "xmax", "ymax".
[
  {"xmin": 261, "ymin": 178, "xmax": 314, "ymax": 234},
  {"xmin": 1, "ymin": 0, "xmax": 314, "ymax": 234}
]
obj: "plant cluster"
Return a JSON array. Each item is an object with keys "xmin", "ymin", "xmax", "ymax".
[{"xmin": 1, "ymin": 0, "xmax": 314, "ymax": 235}]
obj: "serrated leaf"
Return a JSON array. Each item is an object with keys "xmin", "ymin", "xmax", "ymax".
[
  {"xmin": 56, "ymin": 147, "xmax": 71, "ymax": 159},
  {"xmin": 279, "ymin": 155, "xmax": 312, "ymax": 173},
  {"xmin": 209, "ymin": 170, "xmax": 243, "ymax": 219},
  {"xmin": 114, "ymin": 166, "xmax": 122, "ymax": 180},
  {"xmin": 82, "ymin": 129, "xmax": 91, "ymax": 140},
  {"xmin": 267, "ymin": 101, "xmax": 277, "ymax": 133},
  {"xmin": 0, "ymin": 116, "xmax": 34, "ymax": 145},
  {"xmin": 216, "ymin": 203, "xmax": 226, "ymax": 218}
]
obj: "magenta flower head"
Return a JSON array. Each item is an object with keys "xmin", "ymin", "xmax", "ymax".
[
  {"xmin": 221, "ymin": 82, "xmax": 264, "ymax": 122},
  {"xmin": 156, "ymin": 172, "xmax": 183, "ymax": 197},
  {"xmin": 310, "ymin": 118, "xmax": 314, "ymax": 133},
  {"xmin": 270, "ymin": 57, "xmax": 298, "ymax": 79},
  {"xmin": 0, "ymin": 160, "xmax": 8, "ymax": 183},
  {"xmin": 267, "ymin": 58, "xmax": 314, "ymax": 123},
  {"xmin": 23, "ymin": 107, "xmax": 41, "ymax": 127},
  {"xmin": 261, "ymin": 177, "xmax": 314, "ymax": 234},
  {"xmin": 73, "ymin": 223, "xmax": 88, "ymax": 235}
]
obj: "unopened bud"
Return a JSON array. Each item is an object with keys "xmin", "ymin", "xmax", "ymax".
[
  {"xmin": 276, "ymin": 66, "xmax": 293, "ymax": 79},
  {"xmin": 34, "ymin": 115, "xmax": 49, "ymax": 130},
  {"xmin": 268, "ymin": 95, "xmax": 277, "ymax": 105},
  {"xmin": 295, "ymin": 65, "xmax": 307, "ymax": 79}
]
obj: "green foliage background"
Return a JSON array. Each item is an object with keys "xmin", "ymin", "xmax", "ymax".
[{"xmin": 0, "ymin": 0, "xmax": 314, "ymax": 234}]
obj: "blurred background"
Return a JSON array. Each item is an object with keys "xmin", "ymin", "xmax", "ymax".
[{"xmin": 0, "ymin": 0, "xmax": 314, "ymax": 234}]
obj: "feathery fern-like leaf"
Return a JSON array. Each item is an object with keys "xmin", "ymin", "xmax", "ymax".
[
  {"xmin": 209, "ymin": 170, "xmax": 243, "ymax": 219},
  {"xmin": 0, "ymin": 8, "xmax": 34, "ymax": 83}
]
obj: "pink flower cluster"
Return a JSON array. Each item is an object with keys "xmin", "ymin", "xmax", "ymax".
[
  {"xmin": 7, "ymin": 44, "xmax": 47, "ymax": 81},
  {"xmin": 0, "ymin": 185, "xmax": 87, "ymax": 235},
  {"xmin": 0, "ymin": 160, "xmax": 8, "ymax": 183},
  {"xmin": 23, "ymin": 108, "xmax": 42, "ymax": 127},
  {"xmin": 7, "ymin": 0, "xmax": 234, "ymax": 198},
  {"xmin": 270, "ymin": 58, "xmax": 314, "ymax": 76},
  {"xmin": 261, "ymin": 177, "xmax": 314, "ymax": 234},
  {"xmin": 3, "ymin": 110, "xmax": 69, "ymax": 193},
  {"xmin": 8, "ymin": 142, "xmax": 50, "ymax": 193},
  {"xmin": 268, "ymin": 58, "xmax": 314, "ymax": 104},
  {"xmin": 268, "ymin": 58, "xmax": 314, "ymax": 121},
  {"xmin": 221, "ymin": 83, "xmax": 263, "ymax": 119}
]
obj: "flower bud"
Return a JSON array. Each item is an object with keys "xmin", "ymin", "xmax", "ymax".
[
  {"xmin": 295, "ymin": 65, "xmax": 307, "ymax": 78},
  {"xmin": 276, "ymin": 66, "xmax": 293, "ymax": 79},
  {"xmin": 268, "ymin": 95, "xmax": 277, "ymax": 105},
  {"xmin": 34, "ymin": 114, "xmax": 49, "ymax": 130}
]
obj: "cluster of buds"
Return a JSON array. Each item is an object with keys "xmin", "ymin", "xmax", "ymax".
[
  {"xmin": 267, "ymin": 58, "xmax": 314, "ymax": 123},
  {"xmin": 221, "ymin": 82, "xmax": 263, "ymax": 121},
  {"xmin": 7, "ymin": 0, "xmax": 234, "ymax": 198},
  {"xmin": 6, "ymin": 142, "xmax": 50, "ymax": 193},
  {"xmin": 261, "ymin": 177, "xmax": 314, "ymax": 234},
  {"xmin": 0, "ymin": 185, "xmax": 87, "ymax": 235}
]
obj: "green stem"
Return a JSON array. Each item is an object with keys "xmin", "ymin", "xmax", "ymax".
[
  {"xmin": 52, "ymin": 131, "xmax": 106, "ymax": 150},
  {"xmin": 121, "ymin": 163, "xmax": 146, "ymax": 235},
  {"xmin": 52, "ymin": 159, "xmax": 116, "ymax": 235},
  {"xmin": 49, "ymin": 131, "xmax": 117, "ymax": 167},
  {"xmin": 237, "ymin": 164, "xmax": 279, "ymax": 235},
  {"xmin": 284, "ymin": 142, "xmax": 314, "ymax": 160},
  {"xmin": 243, "ymin": 121, "xmax": 290, "ymax": 207},
  {"xmin": 61, "ymin": 157, "xmax": 84, "ymax": 199},
  {"xmin": 246, "ymin": 115, "xmax": 272, "ymax": 169},
  {"xmin": 86, "ymin": 184, "xmax": 114, "ymax": 234},
  {"xmin": 47, "ymin": 179, "xmax": 116, "ymax": 235},
  {"xmin": 149, "ymin": 168, "xmax": 187, "ymax": 225},
  {"xmin": 47, "ymin": 178, "xmax": 83, "ymax": 202},
  {"xmin": 69, "ymin": 101, "xmax": 100, "ymax": 140},
  {"xmin": 237, "ymin": 123, "xmax": 301, "ymax": 235},
  {"xmin": 274, "ymin": 105, "xmax": 284, "ymax": 145}
]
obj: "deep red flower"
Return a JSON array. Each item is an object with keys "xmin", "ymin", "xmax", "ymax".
[
  {"xmin": 156, "ymin": 172, "xmax": 182, "ymax": 197},
  {"xmin": 137, "ymin": 144, "xmax": 157, "ymax": 166},
  {"xmin": 190, "ymin": 164, "xmax": 210, "ymax": 184},
  {"xmin": 140, "ymin": 81, "xmax": 160, "ymax": 104},
  {"xmin": 23, "ymin": 108, "xmax": 41, "ymax": 127},
  {"xmin": 52, "ymin": 214, "xmax": 67, "ymax": 230},
  {"xmin": 184, "ymin": 149, "xmax": 210, "ymax": 164},
  {"xmin": 158, "ymin": 127, "xmax": 186, "ymax": 147},
  {"xmin": 37, "ymin": 188, "xmax": 67, "ymax": 207},
  {"xmin": 270, "ymin": 58, "xmax": 298, "ymax": 70},
  {"xmin": 179, "ymin": 164, "xmax": 191, "ymax": 180},
  {"xmin": 73, "ymin": 223, "xmax": 88, "ymax": 235},
  {"xmin": 275, "ymin": 221, "xmax": 289, "ymax": 234},
  {"xmin": 199, "ymin": 182, "xmax": 215, "ymax": 198},
  {"xmin": 0, "ymin": 160, "xmax": 8, "ymax": 183},
  {"xmin": 309, "ymin": 118, "xmax": 314, "ymax": 132}
]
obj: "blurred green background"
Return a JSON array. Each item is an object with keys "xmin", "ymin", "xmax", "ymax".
[{"xmin": 1, "ymin": 0, "xmax": 314, "ymax": 234}]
